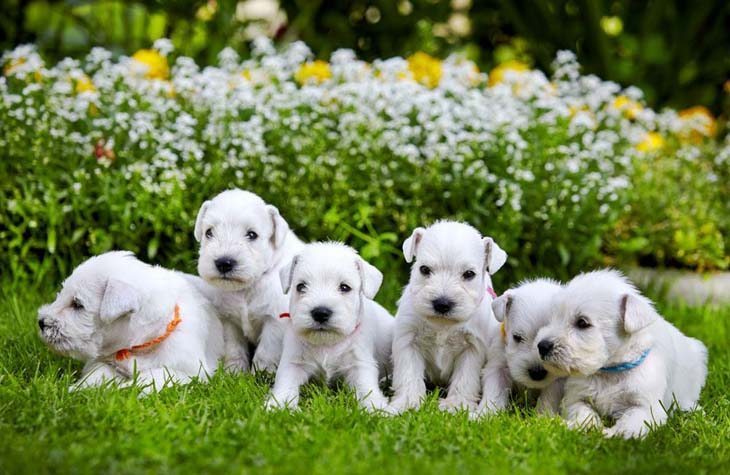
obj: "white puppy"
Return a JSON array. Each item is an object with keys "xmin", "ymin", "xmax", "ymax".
[
  {"xmin": 37, "ymin": 251, "xmax": 224, "ymax": 392},
  {"xmin": 195, "ymin": 189, "xmax": 303, "ymax": 372},
  {"xmin": 265, "ymin": 243, "xmax": 394, "ymax": 412},
  {"xmin": 535, "ymin": 269, "xmax": 708, "ymax": 438},
  {"xmin": 491, "ymin": 279, "xmax": 564, "ymax": 414},
  {"xmin": 390, "ymin": 221, "xmax": 510, "ymax": 414}
]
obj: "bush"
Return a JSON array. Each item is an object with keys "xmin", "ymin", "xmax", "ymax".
[{"xmin": 0, "ymin": 40, "xmax": 726, "ymax": 293}]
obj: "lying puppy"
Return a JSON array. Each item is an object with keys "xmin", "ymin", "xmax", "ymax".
[
  {"xmin": 536, "ymin": 269, "xmax": 708, "ymax": 438},
  {"xmin": 37, "ymin": 251, "xmax": 224, "ymax": 392},
  {"xmin": 390, "ymin": 221, "xmax": 510, "ymax": 414},
  {"xmin": 265, "ymin": 243, "xmax": 394, "ymax": 412},
  {"xmin": 490, "ymin": 279, "xmax": 564, "ymax": 414},
  {"xmin": 195, "ymin": 189, "xmax": 303, "ymax": 372}
]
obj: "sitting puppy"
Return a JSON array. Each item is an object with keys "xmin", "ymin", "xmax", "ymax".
[
  {"xmin": 194, "ymin": 189, "xmax": 304, "ymax": 372},
  {"xmin": 265, "ymin": 243, "xmax": 394, "ymax": 412},
  {"xmin": 390, "ymin": 221, "xmax": 510, "ymax": 414},
  {"xmin": 37, "ymin": 251, "xmax": 224, "ymax": 392},
  {"xmin": 536, "ymin": 269, "xmax": 708, "ymax": 438},
  {"xmin": 490, "ymin": 279, "xmax": 564, "ymax": 415}
]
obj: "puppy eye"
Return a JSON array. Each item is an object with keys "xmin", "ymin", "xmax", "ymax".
[
  {"xmin": 419, "ymin": 265, "xmax": 431, "ymax": 276},
  {"xmin": 462, "ymin": 270, "xmax": 476, "ymax": 281},
  {"xmin": 339, "ymin": 283, "xmax": 352, "ymax": 293},
  {"xmin": 296, "ymin": 282, "xmax": 307, "ymax": 293},
  {"xmin": 71, "ymin": 297, "xmax": 84, "ymax": 311},
  {"xmin": 246, "ymin": 230, "xmax": 258, "ymax": 241},
  {"xmin": 575, "ymin": 316, "xmax": 592, "ymax": 329},
  {"xmin": 512, "ymin": 334, "xmax": 524, "ymax": 344},
  {"xmin": 205, "ymin": 228, "xmax": 214, "ymax": 239}
]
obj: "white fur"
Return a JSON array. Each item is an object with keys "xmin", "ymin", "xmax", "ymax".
[
  {"xmin": 491, "ymin": 279, "xmax": 565, "ymax": 414},
  {"xmin": 37, "ymin": 251, "xmax": 224, "ymax": 392},
  {"xmin": 194, "ymin": 189, "xmax": 304, "ymax": 372},
  {"xmin": 535, "ymin": 269, "xmax": 708, "ymax": 438},
  {"xmin": 265, "ymin": 243, "xmax": 394, "ymax": 413},
  {"xmin": 390, "ymin": 221, "xmax": 510, "ymax": 414}
]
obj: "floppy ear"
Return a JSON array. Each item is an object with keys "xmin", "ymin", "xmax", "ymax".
[
  {"xmin": 402, "ymin": 227, "xmax": 426, "ymax": 263},
  {"xmin": 483, "ymin": 237, "xmax": 507, "ymax": 275},
  {"xmin": 356, "ymin": 257, "xmax": 383, "ymax": 299},
  {"xmin": 267, "ymin": 205, "xmax": 289, "ymax": 249},
  {"xmin": 99, "ymin": 278, "xmax": 140, "ymax": 323},
  {"xmin": 621, "ymin": 293, "xmax": 659, "ymax": 333},
  {"xmin": 279, "ymin": 255, "xmax": 299, "ymax": 294},
  {"xmin": 193, "ymin": 200, "xmax": 211, "ymax": 242},
  {"xmin": 491, "ymin": 293, "xmax": 512, "ymax": 323}
]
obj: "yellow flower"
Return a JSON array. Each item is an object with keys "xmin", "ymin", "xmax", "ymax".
[
  {"xmin": 678, "ymin": 106, "xmax": 717, "ymax": 140},
  {"xmin": 612, "ymin": 95, "xmax": 642, "ymax": 119},
  {"xmin": 241, "ymin": 69, "xmax": 252, "ymax": 81},
  {"xmin": 407, "ymin": 52, "xmax": 442, "ymax": 89},
  {"xmin": 131, "ymin": 49, "xmax": 170, "ymax": 80},
  {"xmin": 75, "ymin": 74, "xmax": 96, "ymax": 94},
  {"xmin": 294, "ymin": 60, "xmax": 332, "ymax": 85},
  {"xmin": 636, "ymin": 132, "xmax": 665, "ymax": 153},
  {"xmin": 488, "ymin": 59, "xmax": 529, "ymax": 87}
]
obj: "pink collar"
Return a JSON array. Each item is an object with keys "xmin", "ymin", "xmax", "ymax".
[{"xmin": 487, "ymin": 287, "xmax": 498, "ymax": 298}]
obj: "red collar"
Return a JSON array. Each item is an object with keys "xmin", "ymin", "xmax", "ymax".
[{"xmin": 114, "ymin": 304, "xmax": 182, "ymax": 361}]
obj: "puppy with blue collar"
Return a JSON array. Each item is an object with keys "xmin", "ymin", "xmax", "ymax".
[{"xmin": 535, "ymin": 269, "xmax": 708, "ymax": 438}]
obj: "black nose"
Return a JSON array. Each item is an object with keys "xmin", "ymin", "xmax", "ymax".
[
  {"xmin": 431, "ymin": 297, "xmax": 455, "ymax": 315},
  {"xmin": 528, "ymin": 366, "xmax": 548, "ymax": 381},
  {"xmin": 310, "ymin": 306, "xmax": 333, "ymax": 323},
  {"xmin": 214, "ymin": 256, "xmax": 237, "ymax": 274},
  {"xmin": 38, "ymin": 318, "xmax": 47, "ymax": 330},
  {"xmin": 538, "ymin": 339, "xmax": 554, "ymax": 358}
]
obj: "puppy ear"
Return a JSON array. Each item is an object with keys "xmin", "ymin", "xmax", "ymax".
[
  {"xmin": 491, "ymin": 293, "xmax": 512, "ymax": 323},
  {"xmin": 356, "ymin": 257, "xmax": 383, "ymax": 299},
  {"xmin": 402, "ymin": 227, "xmax": 426, "ymax": 263},
  {"xmin": 99, "ymin": 278, "xmax": 140, "ymax": 323},
  {"xmin": 483, "ymin": 237, "xmax": 507, "ymax": 275},
  {"xmin": 267, "ymin": 205, "xmax": 289, "ymax": 249},
  {"xmin": 193, "ymin": 200, "xmax": 211, "ymax": 242},
  {"xmin": 621, "ymin": 293, "xmax": 659, "ymax": 333},
  {"xmin": 279, "ymin": 255, "xmax": 299, "ymax": 294}
]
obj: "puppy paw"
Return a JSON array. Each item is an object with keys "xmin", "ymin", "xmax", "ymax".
[
  {"xmin": 264, "ymin": 395, "xmax": 296, "ymax": 411},
  {"xmin": 390, "ymin": 393, "xmax": 423, "ymax": 413},
  {"xmin": 223, "ymin": 357, "xmax": 250, "ymax": 374},
  {"xmin": 566, "ymin": 415, "xmax": 602, "ymax": 432},
  {"xmin": 252, "ymin": 354, "xmax": 279, "ymax": 374},
  {"xmin": 363, "ymin": 399, "xmax": 396, "ymax": 416},
  {"xmin": 439, "ymin": 398, "xmax": 476, "ymax": 414},
  {"xmin": 603, "ymin": 423, "xmax": 648, "ymax": 439}
]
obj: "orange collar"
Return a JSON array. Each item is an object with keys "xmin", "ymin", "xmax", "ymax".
[{"xmin": 115, "ymin": 304, "xmax": 182, "ymax": 361}]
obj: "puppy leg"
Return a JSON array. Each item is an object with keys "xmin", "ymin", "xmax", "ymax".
[
  {"xmin": 131, "ymin": 367, "xmax": 193, "ymax": 394},
  {"xmin": 474, "ymin": 357, "xmax": 511, "ymax": 416},
  {"xmin": 440, "ymin": 348, "xmax": 483, "ymax": 413},
  {"xmin": 536, "ymin": 379, "xmax": 564, "ymax": 415},
  {"xmin": 70, "ymin": 361, "xmax": 123, "ymax": 391},
  {"xmin": 603, "ymin": 403, "xmax": 668, "ymax": 439},
  {"xmin": 252, "ymin": 318, "xmax": 284, "ymax": 373},
  {"xmin": 265, "ymin": 361, "xmax": 310, "ymax": 411},
  {"xmin": 564, "ymin": 400, "xmax": 603, "ymax": 431},
  {"xmin": 390, "ymin": 337, "xmax": 427, "ymax": 413},
  {"xmin": 347, "ymin": 361, "xmax": 393, "ymax": 414},
  {"xmin": 222, "ymin": 320, "xmax": 250, "ymax": 373}
]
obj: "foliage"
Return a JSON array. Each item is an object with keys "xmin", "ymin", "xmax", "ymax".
[{"xmin": 1, "ymin": 286, "xmax": 728, "ymax": 473}]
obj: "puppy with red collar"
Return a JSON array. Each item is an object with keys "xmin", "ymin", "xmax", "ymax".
[{"xmin": 265, "ymin": 242, "xmax": 394, "ymax": 413}]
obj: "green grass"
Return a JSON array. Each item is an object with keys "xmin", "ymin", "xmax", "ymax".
[{"xmin": 1, "ymin": 282, "xmax": 728, "ymax": 475}]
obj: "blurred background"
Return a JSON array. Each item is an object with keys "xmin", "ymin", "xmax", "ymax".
[{"xmin": 2, "ymin": 0, "xmax": 729, "ymax": 113}]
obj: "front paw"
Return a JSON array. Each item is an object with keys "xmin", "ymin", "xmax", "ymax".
[
  {"xmin": 566, "ymin": 414, "xmax": 602, "ymax": 431},
  {"xmin": 224, "ymin": 357, "xmax": 250, "ymax": 374},
  {"xmin": 252, "ymin": 353, "xmax": 279, "ymax": 374},
  {"xmin": 265, "ymin": 394, "xmax": 296, "ymax": 411},
  {"xmin": 439, "ymin": 397, "xmax": 476, "ymax": 414},
  {"xmin": 603, "ymin": 423, "xmax": 649, "ymax": 439},
  {"xmin": 362, "ymin": 397, "xmax": 396, "ymax": 416},
  {"xmin": 390, "ymin": 392, "xmax": 424, "ymax": 413}
]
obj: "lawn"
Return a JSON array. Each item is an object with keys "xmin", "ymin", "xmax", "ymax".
[{"xmin": 1, "ymin": 281, "xmax": 728, "ymax": 475}]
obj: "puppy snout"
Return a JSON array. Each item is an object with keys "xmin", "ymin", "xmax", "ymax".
[
  {"xmin": 38, "ymin": 318, "xmax": 48, "ymax": 331},
  {"xmin": 214, "ymin": 256, "xmax": 237, "ymax": 274},
  {"xmin": 310, "ymin": 306, "xmax": 333, "ymax": 324},
  {"xmin": 431, "ymin": 296, "xmax": 455, "ymax": 315},
  {"xmin": 537, "ymin": 339, "xmax": 554, "ymax": 359},
  {"xmin": 528, "ymin": 365, "xmax": 548, "ymax": 381}
]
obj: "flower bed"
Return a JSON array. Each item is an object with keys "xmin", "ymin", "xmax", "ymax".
[{"xmin": 1, "ymin": 39, "xmax": 726, "ymax": 285}]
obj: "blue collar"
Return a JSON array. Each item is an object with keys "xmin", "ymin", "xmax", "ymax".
[{"xmin": 600, "ymin": 349, "xmax": 651, "ymax": 373}]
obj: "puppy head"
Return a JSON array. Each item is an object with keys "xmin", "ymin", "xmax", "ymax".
[
  {"xmin": 195, "ymin": 189, "xmax": 289, "ymax": 290},
  {"xmin": 534, "ymin": 269, "xmax": 659, "ymax": 377},
  {"xmin": 37, "ymin": 251, "xmax": 146, "ymax": 361},
  {"xmin": 402, "ymin": 221, "xmax": 506, "ymax": 324},
  {"xmin": 279, "ymin": 242, "xmax": 382, "ymax": 346},
  {"xmin": 492, "ymin": 279, "xmax": 562, "ymax": 389}
]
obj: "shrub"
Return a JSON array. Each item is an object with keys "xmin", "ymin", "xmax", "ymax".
[{"xmin": 0, "ymin": 40, "xmax": 726, "ymax": 293}]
